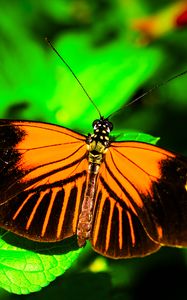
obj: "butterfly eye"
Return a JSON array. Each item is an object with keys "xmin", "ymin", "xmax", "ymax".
[
  {"xmin": 105, "ymin": 121, "xmax": 113, "ymax": 132},
  {"xmin": 92, "ymin": 119, "xmax": 100, "ymax": 129}
]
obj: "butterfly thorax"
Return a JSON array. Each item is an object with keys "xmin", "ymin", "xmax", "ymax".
[{"xmin": 77, "ymin": 117, "xmax": 113, "ymax": 247}]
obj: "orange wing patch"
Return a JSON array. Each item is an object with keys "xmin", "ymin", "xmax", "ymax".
[{"xmin": 109, "ymin": 142, "xmax": 175, "ymax": 199}]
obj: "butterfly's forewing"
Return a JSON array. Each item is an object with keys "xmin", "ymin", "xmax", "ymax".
[
  {"xmin": 0, "ymin": 120, "xmax": 88, "ymax": 241},
  {"xmin": 90, "ymin": 141, "xmax": 187, "ymax": 258}
]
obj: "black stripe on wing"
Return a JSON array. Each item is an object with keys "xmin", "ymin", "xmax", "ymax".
[
  {"xmin": 90, "ymin": 177, "xmax": 160, "ymax": 258},
  {"xmin": 0, "ymin": 173, "xmax": 87, "ymax": 241}
]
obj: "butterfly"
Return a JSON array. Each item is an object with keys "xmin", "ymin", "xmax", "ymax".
[{"xmin": 0, "ymin": 115, "xmax": 186, "ymax": 259}]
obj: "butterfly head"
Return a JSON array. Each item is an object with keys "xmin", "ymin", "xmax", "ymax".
[
  {"xmin": 89, "ymin": 117, "xmax": 113, "ymax": 147},
  {"xmin": 93, "ymin": 117, "xmax": 113, "ymax": 133}
]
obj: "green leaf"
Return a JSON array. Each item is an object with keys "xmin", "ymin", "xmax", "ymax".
[
  {"xmin": 0, "ymin": 20, "xmax": 164, "ymax": 132},
  {"xmin": 0, "ymin": 231, "xmax": 82, "ymax": 294},
  {"xmin": 48, "ymin": 33, "xmax": 164, "ymax": 132},
  {"xmin": 112, "ymin": 130, "xmax": 160, "ymax": 144}
]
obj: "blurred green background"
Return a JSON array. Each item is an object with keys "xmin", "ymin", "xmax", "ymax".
[{"xmin": 0, "ymin": 0, "xmax": 187, "ymax": 299}]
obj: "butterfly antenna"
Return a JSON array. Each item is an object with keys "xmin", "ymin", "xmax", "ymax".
[
  {"xmin": 107, "ymin": 69, "xmax": 187, "ymax": 119},
  {"xmin": 45, "ymin": 37, "xmax": 102, "ymax": 118}
]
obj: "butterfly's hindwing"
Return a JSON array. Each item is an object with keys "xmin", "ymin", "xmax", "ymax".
[{"xmin": 90, "ymin": 175, "xmax": 160, "ymax": 258}]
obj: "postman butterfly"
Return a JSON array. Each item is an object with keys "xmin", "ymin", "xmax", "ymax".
[{"xmin": 0, "ymin": 42, "xmax": 186, "ymax": 259}]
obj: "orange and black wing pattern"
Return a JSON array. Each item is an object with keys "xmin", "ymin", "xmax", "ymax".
[
  {"xmin": 90, "ymin": 141, "xmax": 187, "ymax": 258},
  {"xmin": 0, "ymin": 120, "xmax": 88, "ymax": 242}
]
